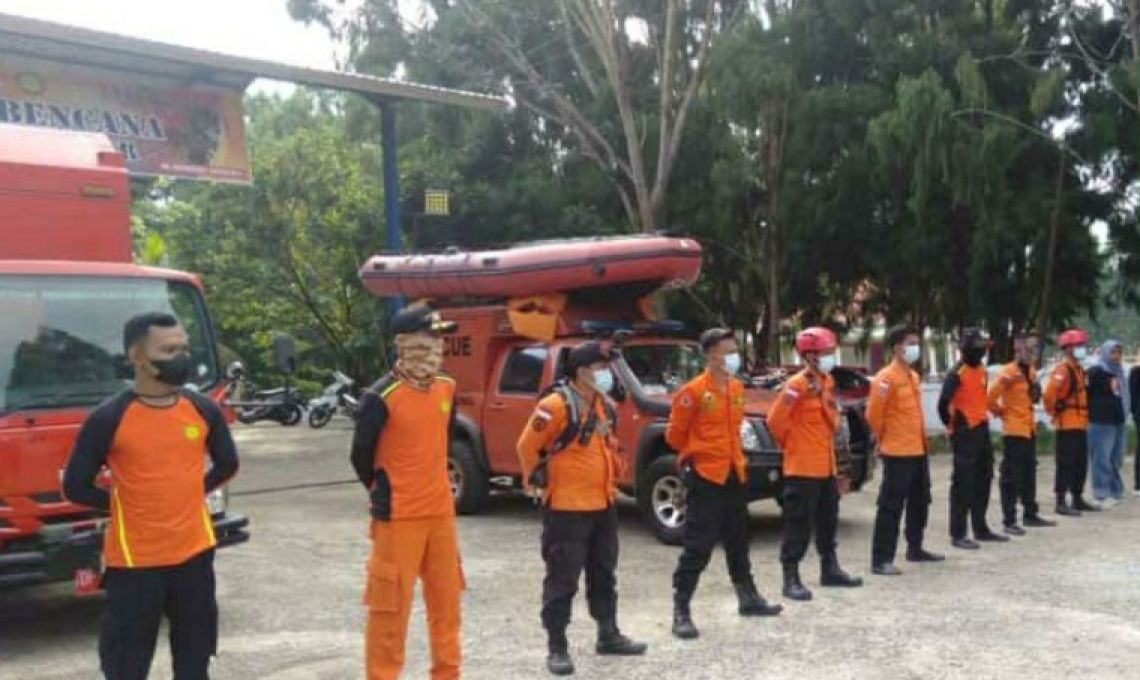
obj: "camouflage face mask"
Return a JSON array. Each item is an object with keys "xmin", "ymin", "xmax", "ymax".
[{"xmin": 395, "ymin": 333, "xmax": 444, "ymax": 388}]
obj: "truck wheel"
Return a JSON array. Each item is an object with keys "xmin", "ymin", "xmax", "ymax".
[
  {"xmin": 449, "ymin": 440, "xmax": 490, "ymax": 515},
  {"xmin": 638, "ymin": 454, "xmax": 687, "ymax": 546}
]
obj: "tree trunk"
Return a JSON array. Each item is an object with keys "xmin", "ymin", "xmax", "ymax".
[
  {"xmin": 765, "ymin": 101, "xmax": 789, "ymax": 364},
  {"xmin": 1035, "ymin": 148, "xmax": 1066, "ymax": 351},
  {"xmin": 1130, "ymin": 0, "xmax": 1140, "ymax": 113}
]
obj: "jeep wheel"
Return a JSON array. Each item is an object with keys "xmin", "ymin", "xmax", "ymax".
[
  {"xmin": 639, "ymin": 454, "xmax": 687, "ymax": 545},
  {"xmin": 449, "ymin": 440, "xmax": 490, "ymax": 515}
]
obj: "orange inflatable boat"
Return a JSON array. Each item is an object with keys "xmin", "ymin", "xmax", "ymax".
[{"xmin": 359, "ymin": 235, "xmax": 702, "ymax": 299}]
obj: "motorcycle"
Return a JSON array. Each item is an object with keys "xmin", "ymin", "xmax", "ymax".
[
  {"xmin": 307, "ymin": 371, "xmax": 359, "ymax": 428},
  {"xmin": 234, "ymin": 381, "xmax": 307, "ymax": 426}
]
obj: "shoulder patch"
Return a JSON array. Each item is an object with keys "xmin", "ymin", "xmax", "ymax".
[{"xmin": 877, "ymin": 379, "xmax": 891, "ymax": 394}]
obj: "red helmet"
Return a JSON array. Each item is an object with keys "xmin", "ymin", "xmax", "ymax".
[
  {"xmin": 796, "ymin": 327, "xmax": 838, "ymax": 354},
  {"xmin": 1057, "ymin": 329, "xmax": 1088, "ymax": 349}
]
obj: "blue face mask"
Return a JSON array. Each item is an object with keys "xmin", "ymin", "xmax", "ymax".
[
  {"xmin": 724, "ymin": 352, "xmax": 742, "ymax": 375},
  {"xmin": 818, "ymin": 354, "xmax": 837, "ymax": 374},
  {"xmin": 903, "ymin": 344, "xmax": 921, "ymax": 364},
  {"xmin": 593, "ymin": 369, "xmax": 614, "ymax": 394}
]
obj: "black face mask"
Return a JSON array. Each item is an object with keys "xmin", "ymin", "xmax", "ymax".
[
  {"xmin": 962, "ymin": 347, "xmax": 986, "ymax": 367},
  {"xmin": 149, "ymin": 354, "xmax": 193, "ymax": 387}
]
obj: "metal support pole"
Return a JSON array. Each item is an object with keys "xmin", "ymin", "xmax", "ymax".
[{"xmin": 380, "ymin": 100, "xmax": 402, "ymax": 315}]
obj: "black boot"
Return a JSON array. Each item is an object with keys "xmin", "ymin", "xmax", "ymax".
[
  {"xmin": 782, "ymin": 563, "xmax": 812, "ymax": 601},
  {"xmin": 546, "ymin": 632, "xmax": 574, "ymax": 676},
  {"xmin": 671, "ymin": 594, "xmax": 699, "ymax": 640},
  {"xmin": 1055, "ymin": 498, "xmax": 1081, "ymax": 517},
  {"xmin": 1073, "ymin": 497, "xmax": 1101, "ymax": 512},
  {"xmin": 1023, "ymin": 515, "xmax": 1057, "ymax": 527},
  {"xmin": 734, "ymin": 581, "xmax": 784, "ymax": 617},
  {"xmin": 596, "ymin": 620, "xmax": 647, "ymax": 656},
  {"xmin": 820, "ymin": 556, "xmax": 863, "ymax": 588},
  {"xmin": 906, "ymin": 546, "xmax": 946, "ymax": 562}
]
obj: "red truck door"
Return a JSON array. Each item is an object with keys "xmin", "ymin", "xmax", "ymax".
[{"xmin": 481, "ymin": 344, "xmax": 551, "ymax": 476}]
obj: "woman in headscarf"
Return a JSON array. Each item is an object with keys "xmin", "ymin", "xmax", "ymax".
[{"xmin": 1086, "ymin": 339, "xmax": 1129, "ymax": 506}]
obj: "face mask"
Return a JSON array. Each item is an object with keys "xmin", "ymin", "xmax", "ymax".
[
  {"xmin": 818, "ymin": 354, "xmax": 837, "ymax": 374},
  {"xmin": 150, "ymin": 354, "xmax": 193, "ymax": 387},
  {"xmin": 395, "ymin": 334, "xmax": 444, "ymax": 388},
  {"xmin": 903, "ymin": 344, "xmax": 921, "ymax": 365},
  {"xmin": 593, "ymin": 369, "xmax": 614, "ymax": 394},
  {"xmin": 724, "ymin": 352, "xmax": 742, "ymax": 375},
  {"xmin": 1073, "ymin": 347, "xmax": 1088, "ymax": 361}
]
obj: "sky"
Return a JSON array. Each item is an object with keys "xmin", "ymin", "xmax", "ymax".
[{"xmin": 0, "ymin": 0, "xmax": 351, "ymax": 93}]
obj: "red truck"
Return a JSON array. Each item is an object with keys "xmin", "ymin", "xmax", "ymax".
[
  {"xmin": 0, "ymin": 124, "xmax": 248, "ymax": 592},
  {"xmin": 359, "ymin": 238, "xmax": 874, "ymax": 544}
]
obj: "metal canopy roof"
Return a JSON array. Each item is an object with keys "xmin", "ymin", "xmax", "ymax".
[{"xmin": 0, "ymin": 11, "xmax": 508, "ymax": 112}]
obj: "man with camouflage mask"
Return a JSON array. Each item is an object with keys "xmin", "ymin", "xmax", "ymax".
[{"xmin": 351, "ymin": 303, "xmax": 463, "ymax": 680}]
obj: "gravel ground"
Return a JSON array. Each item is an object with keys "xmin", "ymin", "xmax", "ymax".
[{"xmin": 2, "ymin": 420, "xmax": 1138, "ymax": 680}]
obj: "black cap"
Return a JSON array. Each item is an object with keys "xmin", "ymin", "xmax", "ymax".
[
  {"xmin": 699, "ymin": 327, "xmax": 734, "ymax": 352},
  {"xmin": 959, "ymin": 327, "xmax": 987, "ymax": 350},
  {"xmin": 567, "ymin": 341, "xmax": 610, "ymax": 374},
  {"xmin": 390, "ymin": 303, "xmax": 457, "ymax": 336}
]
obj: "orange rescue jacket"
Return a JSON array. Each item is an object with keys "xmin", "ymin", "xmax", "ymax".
[
  {"xmin": 987, "ymin": 362, "xmax": 1038, "ymax": 438},
  {"xmin": 1043, "ymin": 358, "xmax": 1088, "ymax": 431},
  {"xmin": 516, "ymin": 388, "xmax": 619, "ymax": 511},
  {"xmin": 938, "ymin": 363, "xmax": 989, "ymax": 433},
  {"xmin": 665, "ymin": 371, "xmax": 748, "ymax": 484},
  {"xmin": 766, "ymin": 369, "xmax": 840, "ymax": 479},
  {"xmin": 865, "ymin": 361, "xmax": 928, "ymax": 457}
]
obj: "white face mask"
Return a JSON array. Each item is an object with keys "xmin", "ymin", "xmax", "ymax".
[
  {"xmin": 818, "ymin": 354, "xmax": 837, "ymax": 374},
  {"xmin": 723, "ymin": 352, "xmax": 742, "ymax": 375},
  {"xmin": 1073, "ymin": 347, "xmax": 1088, "ymax": 361},
  {"xmin": 592, "ymin": 368, "xmax": 614, "ymax": 394},
  {"xmin": 903, "ymin": 344, "xmax": 921, "ymax": 364}
]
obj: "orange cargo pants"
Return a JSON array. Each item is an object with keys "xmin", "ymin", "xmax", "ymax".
[{"xmin": 364, "ymin": 516, "xmax": 464, "ymax": 680}]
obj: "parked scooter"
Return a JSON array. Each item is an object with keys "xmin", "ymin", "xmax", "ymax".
[
  {"xmin": 229, "ymin": 334, "xmax": 307, "ymax": 426},
  {"xmin": 308, "ymin": 371, "xmax": 359, "ymax": 428},
  {"xmin": 236, "ymin": 384, "xmax": 307, "ymax": 426}
]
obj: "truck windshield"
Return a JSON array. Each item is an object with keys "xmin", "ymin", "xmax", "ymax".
[
  {"xmin": 0, "ymin": 276, "xmax": 219, "ymax": 413},
  {"xmin": 623, "ymin": 342, "xmax": 706, "ymax": 396}
]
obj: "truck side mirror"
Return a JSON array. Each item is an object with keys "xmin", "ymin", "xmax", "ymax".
[
  {"xmin": 610, "ymin": 377, "xmax": 627, "ymax": 402},
  {"xmin": 273, "ymin": 334, "xmax": 297, "ymax": 376}
]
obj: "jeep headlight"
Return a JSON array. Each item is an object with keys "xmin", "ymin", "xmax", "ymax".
[
  {"xmin": 740, "ymin": 420, "xmax": 761, "ymax": 452},
  {"xmin": 206, "ymin": 487, "xmax": 229, "ymax": 517}
]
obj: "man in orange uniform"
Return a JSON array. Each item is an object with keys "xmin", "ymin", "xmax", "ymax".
[
  {"xmin": 987, "ymin": 333, "xmax": 1056, "ymax": 533},
  {"xmin": 766, "ymin": 327, "xmax": 863, "ymax": 602},
  {"xmin": 1043, "ymin": 328, "xmax": 1101, "ymax": 516},
  {"xmin": 350, "ymin": 303, "xmax": 464, "ymax": 680},
  {"xmin": 64, "ymin": 312, "xmax": 239, "ymax": 680},
  {"xmin": 668, "ymin": 328, "xmax": 782, "ymax": 641},
  {"xmin": 937, "ymin": 328, "xmax": 1009, "ymax": 549},
  {"xmin": 517, "ymin": 341, "xmax": 647, "ymax": 676},
  {"xmin": 866, "ymin": 325, "xmax": 944, "ymax": 576}
]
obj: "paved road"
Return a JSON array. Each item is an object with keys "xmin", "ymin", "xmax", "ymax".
[{"xmin": 2, "ymin": 421, "xmax": 1139, "ymax": 679}]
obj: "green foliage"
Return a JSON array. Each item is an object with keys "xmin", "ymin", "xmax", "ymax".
[{"xmin": 134, "ymin": 0, "xmax": 1140, "ymax": 382}]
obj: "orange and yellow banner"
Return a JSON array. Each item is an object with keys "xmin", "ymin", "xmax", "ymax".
[{"xmin": 0, "ymin": 55, "xmax": 250, "ymax": 183}]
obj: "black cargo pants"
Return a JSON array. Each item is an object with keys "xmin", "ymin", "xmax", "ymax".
[
  {"xmin": 1054, "ymin": 429, "xmax": 1089, "ymax": 503},
  {"xmin": 672, "ymin": 469, "xmax": 753, "ymax": 600},
  {"xmin": 779, "ymin": 476, "xmax": 839, "ymax": 566},
  {"xmin": 871, "ymin": 456, "xmax": 931, "ymax": 566},
  {"xmin": 100, "ymin": 548, "xmax": 218, "ymax": 680},
  {"xmin": 949, "ymin": 423, "xmax": 995, "ymax": 539},
  {"xmin": 999, "ymin": 435, "xmax": 1039, "ymax": 525},
  {"xmin": 541, "ymin": 506, "xmax": 620, "ymax": 639}
]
